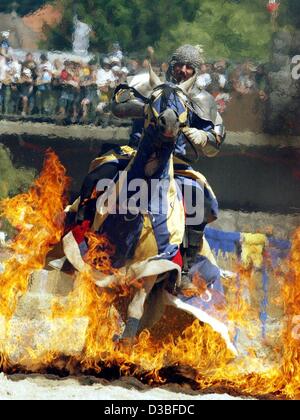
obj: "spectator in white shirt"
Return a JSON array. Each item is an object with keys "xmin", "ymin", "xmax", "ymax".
[
  {"xmin": 0, "ymin": 55, "xmax": 8, "ymax": 82},
  {"xmin": 96, "ymin": 58, "xmax": 115, "ymax": 87},
  {"xmin": 196, "ymin": 64, "xmax": 212, "ymax": 89},
  {"xmin": 8, "ymin": 57, "xmax": 22, "ymax": 81},
  {"xmin": 38, "ymin": 54, "xmax": 54, "ymax": 74},
  {"xmin": 110, "ymin": 42, "xmax": 123, "ymax": 62},
  {"xmin": 111, "ymin": 65, "xmax": 122, "ymax": 86}
]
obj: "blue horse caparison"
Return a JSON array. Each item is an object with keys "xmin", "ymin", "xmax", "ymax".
[{"xmin": 100, "ymin": 85, "xmax": 187, "ymax": 270}]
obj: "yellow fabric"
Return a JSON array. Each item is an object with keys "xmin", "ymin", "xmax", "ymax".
[
  {"xmin": 99, "ymin": 92, "xmax": 109, "ymax": 102},
  {"xmin": 241, "ymin": 233, "xmax": 268, "ymax": 269},
  {"xmin": 89, "ymin": 146, "xmax": 136, "ymax": 173},
  {"xmin": 166, "ymin": 157, "xmax": 185, "ymax": 247},
  {"xmin": 199, "ymin": 236, "xmax": 218, "ymax": 267},
  {"xmin": 82, "ymin": 67, "xmax": 91, "ymax": 77},
  {"xmin": 132, "ymin": 214, "xmax": 158, "ymax": 263}
]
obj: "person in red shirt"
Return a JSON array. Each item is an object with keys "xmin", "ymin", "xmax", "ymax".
[{"xmin": 57, "ymin": 61, "xmax": 80, "ymax": 122}]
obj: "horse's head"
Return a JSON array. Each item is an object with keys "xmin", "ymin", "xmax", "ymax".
[
  {"xmin": 130, "ymin": 66, "xmax": 197, "ymax": 179},
  {"xmin": 143, "ymin": 65, "xmax": 195, "ymax": 143}
]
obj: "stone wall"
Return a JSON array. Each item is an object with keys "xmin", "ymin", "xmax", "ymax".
[
  {"xmin": 0, "ymin": 121, "xmax": 299, "ymax": 215},
  {"xmin": 266, "ymin": 31, "xmax": 300, "ymax": 135}
]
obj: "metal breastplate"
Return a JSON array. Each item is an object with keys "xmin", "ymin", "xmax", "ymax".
[{"xmin": 189, "ymin": 84, "xmax": 218, "ymax": 124}]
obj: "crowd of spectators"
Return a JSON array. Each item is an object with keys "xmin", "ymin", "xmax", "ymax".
[
  {"xmin": 0, "ymin": 40, "xmax": 132, "ymax": 126},
  {"xmin": 196, "ymin": 59, "xmax": 269, "ymax": 113},
  {"xmin": 0, "ymin": 35, "xmax": 270, "ymax": 126}
]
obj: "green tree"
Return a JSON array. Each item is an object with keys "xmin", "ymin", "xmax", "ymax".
[
  {"xmin": 157, "ymin": 0, "xmax": 274, "ymax": 62},
  {"xmin": 279, "ymin": 0, "xmax": 300, "ymax": 28},
  {"xmin": 43, "ymin": 0, "xmax": 298, "ymax": 60},
  {"xmin": 0, "ymin": 146, "xmax": 35, "ymax": 200},
  {"xmin": 0, "ymin": 145, "xmax": 36, "ymax": 238},
  {"xmin": 43, "ymin": 0, "xmax": 199, "ymax": 53}
]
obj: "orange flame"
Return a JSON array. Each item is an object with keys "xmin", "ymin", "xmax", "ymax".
[
  {"xmin": 85, "ymin": 232, "xmax": 116, "ymax": 274},
  {"xmin": 1, "ymin": 152, "xmax": 300, "ymax": 399},
  {"xmin": 0, "ymin": 150, "xmax": 68, "ymax": 317}
]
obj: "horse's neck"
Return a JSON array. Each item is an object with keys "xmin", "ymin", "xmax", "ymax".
[{"xmin": 128, "ymin": 129, "xmax": 174, "ymax": 181}]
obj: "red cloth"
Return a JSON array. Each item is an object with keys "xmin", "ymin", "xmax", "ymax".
[
  {"xmin": 72, "ymin": 220, "xmax": 91, "ymax": 244},
  {"xmin": 60, "ymin": 69, "xmax": 69, "ymax": 81},
  {"xmin": 267, "ymin": 2, "xmax": 280, "ymax": 13},
  {"xmin": 172, "ymin": 249, "xmax": 183, "ymax": 268}
]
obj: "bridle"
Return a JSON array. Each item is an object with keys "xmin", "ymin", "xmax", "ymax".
[
  {"xmin": 114, "ymin": 83, "xmax": 200, "ymax": 163},
  {"xmin": 146, "ymin": 84, "xmax": 200, "ymax": 163}
]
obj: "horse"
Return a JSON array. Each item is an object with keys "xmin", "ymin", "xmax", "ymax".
[{"xmin": 54, "ymin": 67, "xmax": 236, "ymax": 352}]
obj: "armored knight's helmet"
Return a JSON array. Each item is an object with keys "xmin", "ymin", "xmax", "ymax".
[
  {"xmin": 166, "ymin": 44, "xmax": 205, "ymax": 83},
  {"xmin": 127, "ymin": 45, "xmax": 204, "ymax": 98}
]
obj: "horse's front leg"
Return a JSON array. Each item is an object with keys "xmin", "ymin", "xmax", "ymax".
[{"xmin": 121, "ymin": 275, "xmax": 157, "ymax": 342}]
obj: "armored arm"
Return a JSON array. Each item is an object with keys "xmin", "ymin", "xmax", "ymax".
[
  {"xmin": 203, "ymin": 112, "xmax": 226, "ymax": 157},
  {"xmin": 188, "ymin": 88, "xmax": 226, "ymax": 157}
]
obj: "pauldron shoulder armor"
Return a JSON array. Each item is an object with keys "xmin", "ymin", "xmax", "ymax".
[
  {"xmin": 127, "ymin": 73, "xmax": 153, "ymax": 98},
  {"xmin": 111, "ymin": 73, "xmax": 154, "ymax": 119},
  {"xmin": 189, "ymin": 84, "xmax": 226, "ymax": 157},
  {"xmin": 189, "ymin": 84, "xmax": 218, "ymax": 124}
]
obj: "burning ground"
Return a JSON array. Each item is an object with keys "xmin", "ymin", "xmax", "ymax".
[{"xmin": 0, "ymin": 151, "xmax": 300, "ymax": 400}]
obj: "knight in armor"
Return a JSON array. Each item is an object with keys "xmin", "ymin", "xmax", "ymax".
[{"xmin": 113, "ymin": 44, "xmax": 225, "ymax": 153}]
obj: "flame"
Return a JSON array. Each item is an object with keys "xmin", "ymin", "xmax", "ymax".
[
  {"xmin": 0, "ymin": 151, "xmax": 300, "ymax": 399},
  {"xmin": 0, "ymin": 150, "xmax": 68, "ymax": 373},
  {"xmin": 0, "ymin": 150, "xmax": 68, "ymax": 318},
  {"xmin": 85, "ymin": 232, "xmax": 116, "ymax": 274}
]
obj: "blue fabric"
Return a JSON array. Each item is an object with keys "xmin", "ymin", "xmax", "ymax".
[
  {"xmin": 189, "ymin": 254, "xmax": 221, "ymax": 287},
  {"xmin": 173, "ymin": 163, "xmax": 193, "ymax": 171},
  {"xmin": 205, "ymin": 227, "xmax": 241, "ymax": 256},
  {"xmin": 100, "ymin": 213, "xmax": 144, "ymax": 268},
  {"xmin": 260, "ymin": 267, "xmax": 269, "ymax": 339},
  {"xmin": 129, "ymin": 119, "xmax": 144, "ymax": 148},
  {"xmin": 152, "ymin": 88, "xmax": 186, "ymax": 119},
  {"xmin": 129, "ymin": 88, "xmax": 215, "ymax": 156},
  {"xmin": 268, "ymin": 237, "xmax": 291, "ymax": 268},
  {"xmin": 0, "ymin": 40, "xmax": 9, "ymax": 49},
  {"xmin": 260, "ymin": 237, "xmax": 290, "ymax": 338},
  {"xmin": 175, "ymin": 175, "xmax": 205, "ymax": 227},
  {"xmin": 268, "ymin": 237, "xmax": 290, "ymax": 251},
  {"xmin": 128, "ymin": 126, "xmax": 173, "ymax": 180}
]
